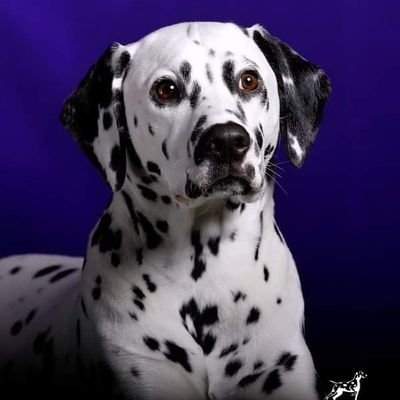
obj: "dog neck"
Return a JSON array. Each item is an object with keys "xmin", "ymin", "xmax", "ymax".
[{"xmin": 105, "ymin": 177, "xmax": 276, "ymax": 256}]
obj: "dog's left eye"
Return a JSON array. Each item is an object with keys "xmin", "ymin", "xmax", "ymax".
[
  {"xmin": 239, "ymin": 71, "xmax": 260, "ymax": 91},
  {"xmin": 152, "ymin": 79, "xmax": 181, "ymax": 103}
]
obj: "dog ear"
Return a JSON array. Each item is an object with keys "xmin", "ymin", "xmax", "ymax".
[
  {"xmin": 60, "ymin": 42, "xmax": 141, "ymax": 191},
  {"xmin": 250, "ymin": 25, "xmax": 331, "ymax": 167}
]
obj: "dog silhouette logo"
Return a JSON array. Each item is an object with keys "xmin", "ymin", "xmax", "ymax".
[{"xmin": 324, "ymin": 371, "xmax": 367, "ymax": 399}]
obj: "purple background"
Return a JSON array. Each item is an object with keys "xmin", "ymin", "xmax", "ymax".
[{"xmin": 1, "ymin": 0, "xmax": 399, "ymax": 397}]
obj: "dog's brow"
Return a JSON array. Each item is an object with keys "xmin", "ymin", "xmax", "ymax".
[{"xmin": 241, "ymin": 57, "xmax": 259, "ymax": 70}]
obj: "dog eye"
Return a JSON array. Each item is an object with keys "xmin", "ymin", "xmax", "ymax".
[
  {"xmin": 153, "ymin": 79, "xmax": 180, "ymax": 102},
  {"xmin": 239, "ymin": 71, "xmax": 260, "ymax": 91}
]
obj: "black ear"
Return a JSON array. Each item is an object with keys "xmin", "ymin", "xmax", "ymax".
[
  {"xmin": 60, "ymin": 43, "xmax": 139, "ymax": 190},
  {"xmin": 251, "ymin": 26, "xmax": 331, "ymax": 167}
]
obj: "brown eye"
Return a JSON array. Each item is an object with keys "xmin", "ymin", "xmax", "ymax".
[
  {"xmin": 240, "ymin": 71, "xmax": 260, "ymax": 91},
  {"xmin": 154, "ymin": 79, "xmax": 180, "ymax": 102}
]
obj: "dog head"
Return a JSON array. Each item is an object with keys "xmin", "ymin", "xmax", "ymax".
[{"xmin": 61, "ymin": 22, "xmax": 330, "ymax": 207}]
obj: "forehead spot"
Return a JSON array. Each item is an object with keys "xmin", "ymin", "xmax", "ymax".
[
  {"xmin": 222, "ymin": 60, "xmax": 235, "ymax": 94},
  {"xmin": 179, "ymin": 61, "xmax": 192, "ymax": 83}
]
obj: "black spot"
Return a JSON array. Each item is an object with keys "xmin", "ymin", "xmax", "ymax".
[
  {"xmin": 225, "ymin": 359, "xmax": 243, "ymax": 377},
  {"xmin": 156, "ymin": 220, "xmax": 169, "ymax": 233},
  {"xmin": 260, "ymin": 87, "xmax": 269, "ymax": 108},
  {"xmin": 164, "ymin": 340, "xmax": 192, "ymax": 372},
  {"xmin": 254, "ymin": 212, "xmax": 264, "ymax": 261},
  {"xmin": 147, "ymin": 161, "xmax": 161, "ymax": 175},
  {"xmin": 102, "ymin": 111, "xmax": 112, "ymax": 130},
  {"xmin": 263, "ymin": 369, "xmax": 282, "ymax": 394},
  {"xmin": 130, "ymin": 366, "xmax": 140, "ymax": 377},
  {"xmin": 161, "ymin": 139, "xmax": 169, "ymax": 160},
  {"xmin": 209, "ymin": 49, "xmax": 216, "ymax": 57},
  {"xmin": 263, "ymin": 265, "xmax": 269, "ymax": 282},
  {"xmin": 180, "ymin": 61, "xmax": 192, "ymax": 83},
  {"xmin": 254, "ymin": 360, "xmax": 264, "ymax": 370},
  {"xmin": 207, "ymin": 237, "xmax": 220, "ymax": 256},
  {"xmin": 10, "ymin": 321, "xmax": 23, "ymax": 336},
  {"xmin": 137, "ymin": 184, "xmax": 157, "ymax": 202},
  {"xmin": 226, "ymin": 199, "xmax": 240, "ymax": 211},
  {"xmin": 246, "ymin": 307, "xmax": 261, "ymax": 324},
  {"xmin": 125, "ymin": 131, "xmax": 143, "ymax": 170},
  {"xmin": 264, "ymin": 144, "xmax": 274, "ymax": 157},
  {"xmin": 255, "ymin": 127, "xmax": 263, "ymax": 149},
  {"xmin": 274, "ymin": 222, "xmax": 284, "ymax": 243},
  {"xmin": 240, "ymin": 203, "xmax": 246, "ymax": 213},
  {"xmin": 238, "ymin": 372, "xmax": 263, "ymax": 387},
  {"xmin": 49, "ymin": 268, "xmax": 78, "ymax": 283},
  {"xmin": 222, "ymin": 60, "xmax": 235, "ymax": 93},
  {"xmin": 9, "ymin": 266, "xmax": 21, "ymax": 275},
  {"xmin": 179, "ymin": 298, "xmax": 219, "ymax": 355},
  {"xmin": 277, "ymin": 297, "xmax": 282, "ymax": 305},
  {"xmin": 137, "ymin": 212, "xmax": 162, "ymax": 249},
  {"xmin": 238, "ymin": 25, "xmax": 249, "ymax": 37},
  {"xmin": 202, "ymin": 333, "xmax": 216, "ymax": 355},
  {"xmin": 136, "ymin": 248, "xmax": 143, "ymax": 265},
  {"xmin": 143, "ymin": 274, "xmax": 157, "ymax": 292},
  {"xmin": 161, "ymin": 195, "xmax": 171, "ymax": 204},
  {"xmin": 33, "ymin": 264, "xmax": 62, "ymax": 278},
  {"xmin": 148, "ymin": 124, "xmax": 155, "ymax": 136},
  {"xmin": 25, "ymin": 309, "xmax": 37, "ymax": 325},
  {"xmin": 276, "ymin": 352, "xmax": 297, "ymax": 371},
  {"xmin": 133, "ymin": 115, "xmax": 138, "ymax": 127},
  {"xmin": 91, "ymin": 213, "xmax": 122, "ymax": 253},
  {"xmin": 242, "ymin": 337, "xmax": 250, "ymax": 345},
  {"xmin": 189, "ymin": 81, "xmax": 201, "ymax": 108},
  {"xmin": 129, "ymin": 312, "xmax": 138, "ymax": 321},
  {"xmin": 191, "ymin": 230, "xmax": 206, "ymax": 280},
  {"xmin": 76, "ymin": 319, "xmax": 81, "ymax": 348},
  {"xmin": 109, "ymin": 144, "xmax": 124, "ymax": 186},
  {"xmin": 190, "ymin": 115, "xmax": 207, "ymax": 143},
  {"xmin": 114, "ymin": 51, "xmax": 130, "ymax": 78},
  {"xmin": 230, "ymin": 231, "xmax": 236, "ymax": 241},
  {"xmin": 132, "ymin": 286, "xmax": 146, "ymax": 300},
  {"xmin": 219, "ymin": 343, "xmax": 238, "ymax": 358},
  {"xmin": 95, "ymin": 275, "xmax": 102, "ymax": 285},
  {"xmin": 233, "ymin": 291, "xmax": 247, "ymax": 302},
  {"xmin": 143, "ymin": 336, "xmax": 160, "ymax": 351},
  {"xmin": 141, "ymin": 175, "xmax": 152, "ymax": 184},
  {"xmin": 205, "ymin": 63, "xmax": 213, "ymax": 82},
  {"xmin": 111, "ymin": 252, "xmax": 120, "ymax": 267},
  {"xmin": 92, "ymin": 287, "xmax": 101, "ymax": 301},
  {"xmin": 121, "ymin": 192, "xmax": 140, "ymax": 234},
  {"xmin": 134, "ymin": 299, "xmax": 145, "ymax": 311}
]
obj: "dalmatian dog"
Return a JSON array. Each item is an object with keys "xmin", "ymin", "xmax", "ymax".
[
  {"xmin": 324, "ymin": 371, "xmax": 367, "ymax": 399},
  {"xmin": 0, "ymin": 22, "xmax": 331, "ymax": 400}
]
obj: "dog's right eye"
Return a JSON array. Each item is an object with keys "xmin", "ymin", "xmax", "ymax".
[{"xmin": 152, "ymin": 79, "xmax": 181, "ymax": 103}]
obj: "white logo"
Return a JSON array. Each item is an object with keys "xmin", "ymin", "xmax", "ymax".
[{"xmin": 324, "ymin": 370, "xmax": 367, "ymax": 399}]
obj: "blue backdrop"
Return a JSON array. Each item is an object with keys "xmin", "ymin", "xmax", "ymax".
[{"xmin": 1, "ymin": 0, "xmax": 399, "ymax": 397}]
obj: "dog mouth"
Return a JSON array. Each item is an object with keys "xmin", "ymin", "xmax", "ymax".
[{"xmin": 206, "ymin": 175, "xmax": 252, "ymax": 196}]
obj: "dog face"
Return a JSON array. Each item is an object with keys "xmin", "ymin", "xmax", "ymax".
[{"xmin": 61, "ymin": 22, "xmax": 330, "ymax": 206}]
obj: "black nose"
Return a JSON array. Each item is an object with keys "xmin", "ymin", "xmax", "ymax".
[{"xmin": 194, "ymin": 122, "xmax": 250, "ymax": 165}]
